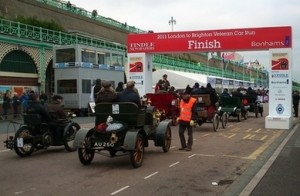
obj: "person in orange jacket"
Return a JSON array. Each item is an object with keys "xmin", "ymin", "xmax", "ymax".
[{"xmin": 177, "ymin": 87, "xmax": 197, "ymax": 151}]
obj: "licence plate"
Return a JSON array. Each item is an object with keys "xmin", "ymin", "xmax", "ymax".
[
  {"xmin": 17, "ymin": 138, "xmax": 24, "ymax": 147},
  {"xmin": 96, "ymin": 141, "xmax": 114, "ymax": 147}
]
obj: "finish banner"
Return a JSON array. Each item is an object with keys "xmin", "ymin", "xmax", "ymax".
[{"xmin": 127, "ymin": 26, "xmax": 292, "ymax": 53}]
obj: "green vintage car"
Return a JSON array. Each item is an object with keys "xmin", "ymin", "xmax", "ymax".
[{"xmin": 74, "ymin": 102, "xmax": 171, "ymax": 168}]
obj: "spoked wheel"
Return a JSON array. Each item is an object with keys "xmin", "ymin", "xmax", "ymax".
[
  {"xmin": 213, "ymin": 113, "xmax": 220, "ymax": 132},
  {"xmin": 130, "ymin": 134, "xmax": 144, "ymax": 168},
  {"xmin": 78, "ymin": 132, "xmax": 95, "ymax": 165},
  {"xmin": 14, "ymin": 126, "xmax": 35, "ymax": 157},
  {"xmin": 64, "ymin": 123, "xmax": 80, "ymax": 152},
  {"xmin": 162, "ymin": 125, "xmax": 172, "ymax": 152},
  {"xmin": 221, "ymin": 112, "xmax": 228, "ymax": 128}
]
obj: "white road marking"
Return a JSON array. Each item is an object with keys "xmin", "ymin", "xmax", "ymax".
[
  {"xmin": 188, "ymin": 154, "xmax": 196, "ymax": 158},
  {"xmin": 110, "ymin": 186, "xmax": 130, "ymax": 195},
  {"xmin": 0, "ymin": 149, "xmax": 10, "ymax": 153},
  {"xmin": 144, "ymin": 171, "xmax": 159, "ymax": 179},
  {"xmin": 169, "ymin": 162, "xmax": 180, "ymax": 167}
]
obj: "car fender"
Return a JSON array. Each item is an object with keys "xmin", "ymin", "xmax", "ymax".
[
  {"xmin": 123, "ymin": 128, "xmax": 147, "ymax": 150},
  {"xmin": 74, "ymin": 128, "xmax": 93, "ymax": 148},
  {"xmin": 64, "ymin": 122, "xmax": 80, "ymax": 134},
  {"xmin": 155, "ymin": 120, "xmax": 171, "ymax": 146}
]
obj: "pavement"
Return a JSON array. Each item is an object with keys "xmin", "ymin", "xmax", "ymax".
[{"xmin": 1, "ymin": 115, "xmax": 300, "ymax": 195}]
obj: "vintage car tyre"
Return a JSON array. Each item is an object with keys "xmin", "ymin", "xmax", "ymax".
[
  {"xmin": 213, "ymin": 113, "xmax": 219, "ymax": 132},
  {"xmin": 64, "ymin": 123, "xmax": 80, "ymax": 152},
  {"xmin": 130, "ymin": 134, "xmax": 144, "ymax": 168},
  {"xmin": 162, "ymin": 125, "xmax": 172, "ymax": 152},
  {"xmin": 14, "ymin": 126, "xmax": 35, "ymax": 157},
  {"xmin": 221, "ymin": 112, "xmax": 228, "ymax": 128},
  {"xmin": 78, "ymin": 133, "xmax": 95, "ymax": 165}
]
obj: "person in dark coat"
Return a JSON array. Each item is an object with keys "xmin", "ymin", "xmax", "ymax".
[
  {"xmin": 117, "ymin": 81, "xmax": 141, "ymax": 108},
  {"xmin": 47, "ymin": 95, "xmax": 67, "ymax": 120},
  {"xmin": 26, "ymin": 93, "xmax": 52, "ymax": 123},
  {"xmin": 293, "ymin": 90, "xmax": 300, "ymax": 117},
  {"xmin": 157, "ymin": 74, "xmax": 170, "ymax": 92},
  {"xmin": 12, "ymin": 92, "xmax": 20, "ymax": 118},
  {"xmin": 93, "ymin": 79, "xmax": 102, "ymax": 100},
  {"xmin": 96, "ymin": 81, "xmax": 118, "ymax": 103},
  {"xmin": 115, "ymin": 82, "xmax": 124, "ymax": 92},
  {"xmin": 206, "ymin": 83, "xmax": 218, "ymax": 106}
]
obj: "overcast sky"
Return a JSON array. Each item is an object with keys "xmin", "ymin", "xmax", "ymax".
[{"xmin": 70, "ymin": 0, "xmax": 300, "ymax": 82}]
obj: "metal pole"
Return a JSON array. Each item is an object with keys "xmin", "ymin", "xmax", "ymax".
[{"xmin": 169, "ymin": 16, "xmax": 176, "ymax": 32}]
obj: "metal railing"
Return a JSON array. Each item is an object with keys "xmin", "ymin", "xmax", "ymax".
[
  {"xmin": 0, "ymin": 18, "xmax": 127, "ymax": 52},
  {"xmin": 35, "ymin": 0, "xmax": 146, "ymax": 33}
]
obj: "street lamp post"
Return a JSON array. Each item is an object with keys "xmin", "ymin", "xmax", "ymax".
[{"xmin": 169, "ymin": 16, "xmax": 176, "ymax": 32}]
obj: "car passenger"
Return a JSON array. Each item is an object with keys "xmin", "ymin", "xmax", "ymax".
[
  {"xmin": 95, "ymin": 81, "xmax": 118, "ymax": 103},
  {"xmin": 47, "ymin": 95, "xmax": 67, "ymax": 120},
  {"xmin": 117, "ymin": 81, "xmax": 141, "ymax": 108},
  {"xmin": 26, "ymin": 93, "xmax": 52, "ymax": 123}
]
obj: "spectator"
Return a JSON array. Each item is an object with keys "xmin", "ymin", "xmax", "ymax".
[
  {"xmin": 90, "ymin": 79, "xmax": 101, "ymax": 102},
  {"xmin": 12, "ymin": 92, "xmax": 20, "ymax": 118},
  {"xmin": 96, "ymin": 81, "xmax": 118, "ymax": 103},
  {"xmin": 293, "ymin": 90, "xmax": 300, "ymax": 117},
  {"xmin": 117, "ymin": 81, "xmax": 141, "ymax": 108},
  {"xmin": 2, "ymin": 91, "xmax": 11, "ymax": 119},
  {"xmin": 39, "ymin": 91, "xmax": 48, "ymax": 105}
]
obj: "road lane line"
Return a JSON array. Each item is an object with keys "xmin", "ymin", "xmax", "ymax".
[
  {"xmin": 228, "ymin": 133, "xmax": 236, "ymax": 138},
  {"xmin": 246, "ymin": 132, "xmax": 281, "ymax": 160},
  {"xmin": 110, "ymin": 186, "xmax": 130, "ymax": 195},
  {"xmin": 188, "ymin": 154, "xmax": 196, "ymax": 158},
  {"xmin": 243, "ymin": 134, "xmax": 252, "ymax": 139},
  {"xmin": 260, "ymin": 135, "xmax": 268, "ymax": 141},
  {"xmin": 249, "ymin": 134, "xmax": 256, "ymax": 139},
  {"xmin": 255, "ymin": 129, "xmax": 261, "ymax": 133},
  {"xmin": 245, "ymin": 128, "xmax": 252, "ymax": 132},
  {"xmin": 169, "ymin": 162, "xmax": 180, "ymax": 167},
  {"xmin": 202, "ymin": 133, "xmax": 211, "ymax": 137},
  {"xmin": 0, "ymin": 149, "xmax": 10, "ymax": 153},
  {"xmin": 144, "ymin": 171, "xmax": 159, "ymax": 179}
]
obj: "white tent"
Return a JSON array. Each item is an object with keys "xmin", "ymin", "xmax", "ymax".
[{"xmin": 152, "ymin": 69, "xmax": 207, "ymax": 90}]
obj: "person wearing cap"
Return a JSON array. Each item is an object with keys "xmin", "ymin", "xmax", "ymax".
[
  {"xmin": 177, "ymin": 87, "xmax": 197, "ymax": 151},
  {"xmin": 95, "ymin": 80, "xmax": 118, "ymax": 103},
  {"xmin": 117, "ymin": 81, "xmax": 141, "ymax": 108},
  {"xmin": 157, "ymin": 74, "xmax": 170, "ymax": 92},
  {"xmin": 47, "ymin": 95, "xmax": 67, "ymax": 120}
]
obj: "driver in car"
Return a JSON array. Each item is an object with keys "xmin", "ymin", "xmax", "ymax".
[{"xmin": 26, "ymin": 92, "xmax": 52, "ymax": 123}]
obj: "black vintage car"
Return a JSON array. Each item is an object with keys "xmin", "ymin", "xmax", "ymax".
[
  {"xmin": 4, "ymin": 113, "xmax": 80, "ymax": 157},
  {"xmin": 74, "ymin": 102, "xmax": 171, "ymax": 168}
]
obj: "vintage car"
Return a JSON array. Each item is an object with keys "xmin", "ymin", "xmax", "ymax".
[
  {"xmin": 218, "ymin": 96, "xmax": 248, "ymax": 122},
  {"xmin": 242, "ymin": 95, "xmax": 263, "ymax": 118},
  {"xmin": 74, "ymin": 102, "xmax": 171, "ymax": 168},
  {"xmin": 192, "ymin": 94, "xmax": 225, "ymax": 131},
  {"xmin": 4, "ymin": 113, "xmax": 80, "ymax": 157},
  {"xmin": 144, "ymin": 92, "xmax": 179, "ymax": 126}
]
